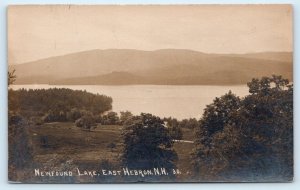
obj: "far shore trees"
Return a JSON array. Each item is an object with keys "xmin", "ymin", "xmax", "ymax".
[{"xmin": 8, "ymin": 88, "xmax": 113, "ymax": 122}]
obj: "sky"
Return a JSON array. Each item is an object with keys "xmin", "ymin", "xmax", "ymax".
[{"xmin": 8, "ymin": 5, "xmax": 293, "ymax": 64}]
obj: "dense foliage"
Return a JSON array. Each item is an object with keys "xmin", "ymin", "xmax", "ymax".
[
  {"xmin": 101, "ymin": 111, "xmax": 120, "ymax": 125},
  {"xmin": 75, "ymin": 112, "xmax": 97, "ymax": 131},
  {"xmin": 192, "ymin": 75, "xmax": 293, "ymax": 181},
  {"xmin": 119, "ymin": 111, "xmax": 133, "ymax": 125},
  {"xmin": 8, "ymin": 88, "xmax": 113, "ymax": 121},
  {"xmin": 179, "ymin": 118, "xmax": 199, "ymax": 129},
  {"xmin": 8, "ymin": 113, "xmax": 33, "ymax": 180},
  {"xmin": 121, "ymin": 113, "xmax": 178, "ymax": 169}
]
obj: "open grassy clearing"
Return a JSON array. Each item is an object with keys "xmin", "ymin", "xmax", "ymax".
[{"xmin": 28, "ymin": 122, "xmax": 194, "ymax": 174}]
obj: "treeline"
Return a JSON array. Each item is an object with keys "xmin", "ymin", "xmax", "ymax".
[
  {"xmin": 8, "ymin": 85, "xmax": 194, "ymax": 139},
  {"xmin": 72, "ymin": 109, "xmax": 195, "ymax": 140},
  {"xmin": 8, "ymin": 88, "xmax": 112, "ymax": 122}
]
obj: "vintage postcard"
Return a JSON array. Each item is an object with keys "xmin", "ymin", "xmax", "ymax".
[{"xmin": 8, "ymin": 5, "xmax": 293, "ymax": 183}]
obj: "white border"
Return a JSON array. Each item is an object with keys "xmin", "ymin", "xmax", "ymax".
[{"xmin": 0, "ymin": 1, "xmax": 298, "ymax": 189}]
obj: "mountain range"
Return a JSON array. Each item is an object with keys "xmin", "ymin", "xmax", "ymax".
[{"xmin": 10, "ymin": 49, "xmax": 293, "ymax": 85}]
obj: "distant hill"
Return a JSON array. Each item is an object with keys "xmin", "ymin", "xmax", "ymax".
[
  {"xmin": 10, "ymin": 49, "xmax": 293, "ymax": 85},
  {"xmin": 227, "ymin": 52, "xmax": 293, "ymax": 62}
]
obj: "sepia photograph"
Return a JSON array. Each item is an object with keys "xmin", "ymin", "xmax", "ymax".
[{"xmin": 7, "ymin": 5, "xmax": 293, "ymax": 183}]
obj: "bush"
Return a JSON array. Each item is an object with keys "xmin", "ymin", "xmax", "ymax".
[
  {"xmin": 75, "ymin": 112, "xmax": 96, "ymax": 131},
  {"xmin": 119, "ymin": 111, "xmax": 133, "ymax": 125},
  {"xmin": 101, "ymin": 111, "xmax": 119, "ymax": 125}
]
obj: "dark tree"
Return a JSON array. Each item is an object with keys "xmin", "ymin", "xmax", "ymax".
[
  {"xmin": 121, "ymin": 113, "xmax": 178, "ymax": 169},
  {"xmin": 75, "ymin": 112, "xmax": 96, "ymax": 131},
  {"xmin": 192, "ymin": 75, "xmax": 293, "ymax": 181},
  {"xmin": 194, "ymin": 91, "xmax": 241, "ymax": 148},
  {"xmin": 102, "ymin": 111, "xmax": 119, "ymax": 125},
  {"xmin": 233, "ymin": 75, "xmax": 293, "ymax": 180},
  {"xmin": 8, "ymin": 69, "xmax": 16, "ymax": 86},
  {"xmin": 8, "ymin": 113, "xmax": 33, "ymax": 181}
]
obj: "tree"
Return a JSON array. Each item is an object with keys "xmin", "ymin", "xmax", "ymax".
[
  {"xmin": 66, "ymin": 108, "xmax": 83, "ymax": 122},
  {"xmin": 192, "ymin": 75, "xmax": 293, "ymax": 181},
  {"xmin": 119, "ymin": 111, "xmax": 133, "ymax": 125},
  {"xmin": 8, "ymin": 113, "xmax": 33, "ymax": 181},
  {"xmin": 234, "ymin": 75, "xmax": 293, "ymax": 180},
  {"xmin": 75, "ymin": 112, "xmax": 96, "ymax": 131},
  {"xmin": 8, "ymin": 69, "xmax": 16, "ymax": 86},
  {"xmin": 121, "ymin": 113, "xmax": 178, "ymax": 169},
  {"xmin": 165, "ymin": 118, "xmax": 183, "ymax": 140},
  {"xmin": 43, "ymin": 109, "xmax": 67, "ymax": 122},
  {"xmin": 102, "ymin": 111, "xmax": 119, "ymax": 125},
  {"xmin": 191, "ymin": 91, "xmax": 241, "ymax": 178},
  {"xmin": 179, "ymin": 118, "xmax": 199, "ymax": 129},
  {"xmin": 194, "ymin": 91, "xmax": 241, "ymax": 147}
]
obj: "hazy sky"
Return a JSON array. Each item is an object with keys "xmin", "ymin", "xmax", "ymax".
[{"xmin": 8, "ymin": 5, "xmax": 292, "ymax": 64}]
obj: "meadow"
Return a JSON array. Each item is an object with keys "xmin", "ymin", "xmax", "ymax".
[{"xmin": 26, "ymin": 122, "xmax": 194, "ymax": 182}]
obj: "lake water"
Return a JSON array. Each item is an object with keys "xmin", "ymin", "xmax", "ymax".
[{"xmin": 11, "ymin": 85, "xmax": 249, "ymax": 120}]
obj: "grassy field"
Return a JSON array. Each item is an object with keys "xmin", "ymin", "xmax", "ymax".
[{"xmin": 27, "ymin": 122, "xmax": 195, "ymax": 181}]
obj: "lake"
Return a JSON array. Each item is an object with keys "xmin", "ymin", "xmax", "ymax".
[{"xmin": 11, "ymin": 85, "xmax": 249, "ymax": 120}]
